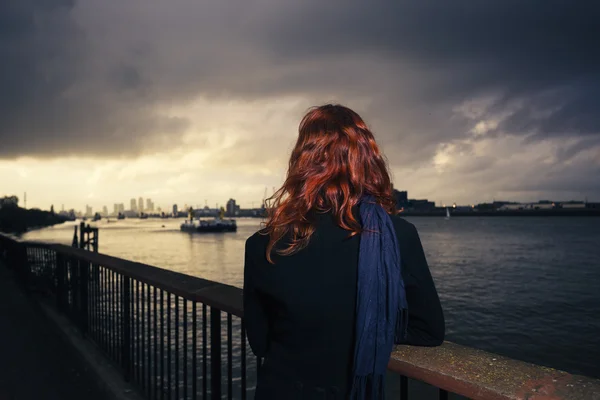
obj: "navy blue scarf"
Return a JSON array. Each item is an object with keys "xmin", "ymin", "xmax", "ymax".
[{"xmin": 350, "ymin": 196, "xmax": 408, "ymax": 399}]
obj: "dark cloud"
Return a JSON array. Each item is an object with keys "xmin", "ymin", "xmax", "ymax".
[
  {"xmin": 0, "ymin": 0, "xmax": 192, "ymax": 159},
  {"xmin": 1, "ymin": 0, "xmax": 599, "ymax": 186}
]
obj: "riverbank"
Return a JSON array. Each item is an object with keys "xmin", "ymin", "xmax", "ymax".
[
  {"xmin": 0, "ymin": 207, "xmax": 71, "ymax": 235},
  {"xmin": 399, "ymin": 209, "xmax": 600, "ymax": 217}
]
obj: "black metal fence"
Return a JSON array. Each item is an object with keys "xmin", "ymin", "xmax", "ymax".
[
  {"xmin": 2, "ymin": 233, "xmax": 599, "ymax": 400},
  {"xmin": 0, "ymin": 235, "xmax": 257, "ymax": 400}
]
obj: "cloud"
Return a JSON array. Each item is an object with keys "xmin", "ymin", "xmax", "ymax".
[{"xmin": 1, "ymin": 0, "xmax": 599, "ymax": 205}]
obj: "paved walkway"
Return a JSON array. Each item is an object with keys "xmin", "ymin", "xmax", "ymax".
[{"xmin": 0, "ymin": 263, "xmax": 108, "ymax": 400}]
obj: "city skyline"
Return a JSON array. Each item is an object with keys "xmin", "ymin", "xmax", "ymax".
[
  {"xmin": 10, "ymin": 189, "xmax": 595, "ymax": 216},
  {"xmin": 1, "ymin": 2, "xmax": 599, "ymax": 209}
]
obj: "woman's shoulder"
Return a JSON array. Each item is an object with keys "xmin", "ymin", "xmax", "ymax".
[
  {"xmin": 246, "ymin": 229, "xmax": 266, "ymax": 246},
  {"xmin": 389, "ymin": 214, "xmax": 418, "ymax": 237},
  {"xmin": 245, "ymin": 230, "xmax": 269, "ymax": 258}
]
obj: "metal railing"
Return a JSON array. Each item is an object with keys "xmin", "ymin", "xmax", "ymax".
[{"xmin": 1, "ymin": 232, "xmax": 599, "ymax": 400}]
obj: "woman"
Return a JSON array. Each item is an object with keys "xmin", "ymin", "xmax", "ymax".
[{"xmin": 243, "ymin": 104, "xmax": 444, "ymax": 399}]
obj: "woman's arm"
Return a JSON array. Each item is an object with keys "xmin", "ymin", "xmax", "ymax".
[
  {"xmin": 397, "ymin": 222, "xmax": 445, "ymax": 346},
  {"xmin": 242, "ymin": 237, "xmax": 269, "ymax": 357}
]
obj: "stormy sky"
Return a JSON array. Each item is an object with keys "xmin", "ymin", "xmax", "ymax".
[{"xmin": 1, "ymin": 0, "xmax": 599, "ymax": 211}]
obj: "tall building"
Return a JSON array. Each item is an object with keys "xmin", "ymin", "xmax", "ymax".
[
  {"xmin": 146, "ymin": 198, "xmax": 154, "ymax": 212},
  {"xmin": 118, "ymin": 203, "xmax": 125, "ymax": 213},
  {"xmin": 85, "ymin": 205, "xmax": 93, "ymax": 217},
  {"xmin": 226, "ymin": 198, "xmax": 237, "ymax": 216},
  {"xmin": 130, "ymin": 198, "xmax": 137, "ymax": 212},
  {"xmin": 102, "ymin": 206, "xmax": 108, "ymax": 216},
  {"xmin": 393, "ymin": 190, "xmax": 408, "ymax": 208},
  {"xmin": 114, "ymin": 204, "xmax": 119, "ymax": 215},
  {"xmin": 172, "ymin": 204, "xmax": 178, "ymax": 216},
  {"xmin": 138, "ymin": 197, "xmax": 144, "ymax": 212}
]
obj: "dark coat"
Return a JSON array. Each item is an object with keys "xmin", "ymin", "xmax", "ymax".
[{"xmin": 243, "ymin": 212, "xmax": 445, "ymax": 399}]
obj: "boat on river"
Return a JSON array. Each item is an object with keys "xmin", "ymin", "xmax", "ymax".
[{"xmin": 180, "ymin": 207, "xmax": 237, "ymax": 233}]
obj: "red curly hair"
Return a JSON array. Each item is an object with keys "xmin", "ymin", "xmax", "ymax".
[{"xmin": 262, "ymin": 104, "xmax": 396, "ymax": 263}]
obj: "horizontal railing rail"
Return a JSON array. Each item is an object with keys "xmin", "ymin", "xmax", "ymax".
[{"xmin": 1, "ymin": 232, "xmax": 599, "ymax": 400}]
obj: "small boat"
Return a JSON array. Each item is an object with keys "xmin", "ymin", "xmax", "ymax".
[
  {"xmin": 180, "ymin": 207, "xmax": 237, "ymax": 233},
  {"xmin": 117, "ymin": 213, "xmax": 125, "ymax": 220},
  {"xmin": 445, "ymin": 207, "xmax": 451, "ymax": 220},
  {"xmin": 139, "ymin": 213, "xmax": 149, "ymax": 219}
]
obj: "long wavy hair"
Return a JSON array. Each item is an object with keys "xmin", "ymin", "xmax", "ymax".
[{"xmin": 262, "ymin": 104, "xmax": 396, "ymax": 263}]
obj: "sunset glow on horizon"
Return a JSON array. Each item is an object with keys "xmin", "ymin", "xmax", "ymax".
[{"xmin": 2, "ymin": 1, "xmax": 599, "ymax": 212}]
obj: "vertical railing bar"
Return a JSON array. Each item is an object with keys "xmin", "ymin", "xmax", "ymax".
[
  {"xmin": 183, "ymin": 299, "xmax": 188, "ymax": 400},
  {"xmin": 113, "ymin": 271, "xmax": 121, "ymax": 363},
  {"xmin": 108, "ymin": 269, "xmax": 112, "ymax": 359},
  {"xmin": 227, "ymin": 314, "xmax": 232, "ymax": 400},
  {"xmin": 142, "ymin": 283, "xmax": 147, "ymax": 395},
  {"xmin": 93, "ymin": 263, "xmax": 98, "ymax": 342},
  {"xmin": 122, "ymin": 275, "xmax": 131, "ymax": 382},
  {"xmin": 112, "ymin": 270, "xmax": 116, "ymax": 361},
  {"xmin": 84, "ymin": 260, "xmax": 89, "ymax": 336},
  {"xmin": 136, "ymin": 280, "xmax": 141, "ymax": 385},
  {"xmin": 99, "ymin": 266, "xmax": 104, "ymax": 353},
  {"xmin": 129, "ymin": 278, "xmax": 135, "ymax": 379},
  {"xmin": 210, "ymin": 308, "xmax": 222, "ymax": 400},
  {"xmin": 102, "ymin": 267, "xmax": 107, "ymax": 354},
  {"xmin": 167, "ymin": 293, "xmax": 172, "ymax": 399},
  {"xmin": 114, "ymin": 271, "xmax": 119, "ymax": 363},
  {"xmin": 241, "ymin": 321, "xmax": 246, "ymax": 400},
  {"xmin": 120, "ymin": 274, "xmax": 124, "ymax": 366},
  {"xmin": 87, "ymin": 261, "xmax": 92, "ymax": 340},
  {"xmin": 96, "ymin": 266, "xmax": 101, "ymax": 351},
  {"xmin": 202, "ymin": 304, "xmax": 207, "ymax": 399},
  {"xmin": 147, "ymin": 284, "xmax": 152, "ymax": 398},
  {"xmin": 154, "ymin": 286, "xmax": 158, "ymax": 400},
  {"xmin": 400, "ymin": 375, "xmax": 408, "ymax": 400},
  {"xmin": 192, "ymin": 302, "xmax": 197, "ymax": 400},
  {"xmin": 439, "ymin": 388, "xmax": 449, "ymax": 400},
  {"xmin": 175, "ymin": 297, "xmax": 180, "ymax": 400},
  {"xmin": 85, "ymin": 258, "xmax": 91, "ymax": 339},
  {"xmin": 94, "ymin": 264, "xmax": 99, "ymax": 342},
  {"xmin": 160, "ymin": 289, "xmax": 165, "ymax": 400}
]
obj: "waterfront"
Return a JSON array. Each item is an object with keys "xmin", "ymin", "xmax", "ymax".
[{"xmin": 24, "ymin": 216, "xmax": 600, "ymax": 380}]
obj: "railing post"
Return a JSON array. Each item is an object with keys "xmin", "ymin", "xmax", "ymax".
[
  {"xmin": 210, "ymin": 307, "xmax": 222, "ymax": 400},
  {"xmin": 79, "ymin": 260, "xmax": 89, "ymax": 334},
  {"xmin": 122, "ymin": 276, "xmax": 131, "ymax": 381},
  {"xmin": 56, "ymin": 253, "xmax": 66, "ymax": 311}
]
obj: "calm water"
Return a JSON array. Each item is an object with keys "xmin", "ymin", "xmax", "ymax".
[{"xmin": 24, "ymin": 217, "xmax": 600, "ymax": 380}]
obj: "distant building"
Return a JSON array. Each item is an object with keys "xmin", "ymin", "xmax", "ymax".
[
  {"xmin": 102, "ymin": 206, "xmax": 108, "ymax": 216},
  {"xmin": 146, "ymin": 198, "xmax": 154, "ymax": 212},
  {"xmin": 85, "ymin": 205, "xmax": 93, "ymax": 217},
  {"xmin": 226, "ymin": 199, "xmax": 238, "ymax": 216},
  {"xmin": 499, "ymin": 203, "xmax": 528, "ymax": 210},
  {"xmin": 498, "ymin": 203, "xmax": 556, "ymax": 210},
  {"xmin": 409, "ymin": 199, "xmax": 436, "ymax": 210},
  {"xmin": 393, "ymin": 190, "xmax": 408, "ymax": 208},
  {"xmin": 172, "ymin": 204, "xmax": 178, "ymax": 216},
  {"xmin": 118, "ymin": 203, "xmax": 125, "ymax": 213},
  {"xmin": 560, "ymin": 202, "xmax": 586, "ymax": 209},
  {"xmin": 138, "ymin": 197, "xmax": 144, "ymax": 212},
  {"xmin": 130, "ymin": 198, "xmax": 137, "ymax": 212},
  {"xmin": 0, "ymin": 195, "xmax": 18, "ymax": 209}
]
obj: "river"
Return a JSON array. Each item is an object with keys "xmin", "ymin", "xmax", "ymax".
[{"xmin": 23, "ymin": 216, "xmax": 600, "ymax": 383}]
